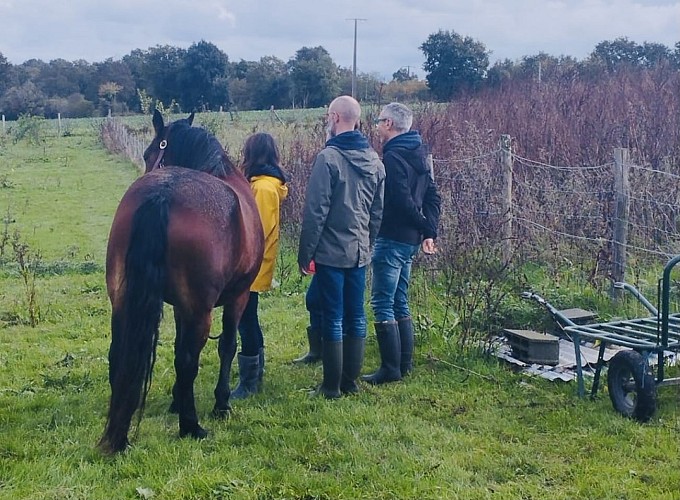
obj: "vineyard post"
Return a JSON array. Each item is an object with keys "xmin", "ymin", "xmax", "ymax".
[
  {"xmin": 611, "ymin": 147, "xmax": 630, "ymax": 300},
  {"xmin": 500, "ymin": 134, "xmax": 513, "ymax": 265}
]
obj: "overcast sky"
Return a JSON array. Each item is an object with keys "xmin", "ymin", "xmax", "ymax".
[{"xmin": 1, "ymin": 0, "xmax": 678, "ymax": 80}]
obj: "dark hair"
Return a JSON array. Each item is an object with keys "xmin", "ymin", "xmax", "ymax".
[{"xmin": 241, "ymin": 132, "xmax": 281, "ymax": 178}]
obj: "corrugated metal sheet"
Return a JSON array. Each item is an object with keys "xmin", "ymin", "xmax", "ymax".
[{"xmin": 491, "ymin": 336, "xmax": 623, "ymax": 382}]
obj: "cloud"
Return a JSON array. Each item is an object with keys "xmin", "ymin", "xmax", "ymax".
[{"xmin": 0, "ymin": 0, "xmax": 677, "ymax": 79}]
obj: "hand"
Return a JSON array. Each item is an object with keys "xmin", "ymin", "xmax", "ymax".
[
  {"xmin": 300, "ymin": 264, "xmax": 312, "ymax": 276},
  {"xmin": 422, "ymin": 238, "xmax": 436, "ymax": 255}
]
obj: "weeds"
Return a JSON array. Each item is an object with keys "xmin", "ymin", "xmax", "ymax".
[
  {"xmin": 11, "ymin": 114, "xmax": 46, "ymax": 145},
  {"xmin": 0, "ymin": 206, "xmax": 12, "ymax": 258},
  {"xmin": 0, "ymin": 174, "xmax": 14, "ymax": 189},
  {"xmin": 10, "ymin": 230, "xmax": 42, "ymax": 327}
]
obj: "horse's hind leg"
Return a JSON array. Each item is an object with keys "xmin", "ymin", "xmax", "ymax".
[
  {"xmin": 172, "ymin": 307, "xmax": 211, "ymax": 439},
  {"xmin": 213, "ymin": 293, "xmax": 249, "ymax": 417},
  {"xmin": 212, "ymin": 312, "xmax": 236, "ymax": 418}
]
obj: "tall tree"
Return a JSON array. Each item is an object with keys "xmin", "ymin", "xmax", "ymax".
[
  {"xmin": 122, "ymin": 49, "xmax": 151, "ymax": 94},
  {"xmin": 177, "ymin": 40, "xmax": 230, "ymax": 111},
  {"xmin": 16, "ymin": 59, "xmax": 48, "ymax": 85},
  {"xmin": 639, "ymin": 42, "xmax": 673, "ymax": 68},
  {"xmin": 228, "ymin": 59, "xmax": 256, "ymax": 80},
  {"xmin": 392, "ymin": 67, "xmax": 417, "ymax": 82},
  {"xmin": 124, "ymin": 45, "xmax": 186, "ymax": 109},
  {"xmin": 288, "ymin": 46, "xmax": 339, "ymax": 108},
  {"xmin": 486, "ymin": 58, "xmax": 515, "ymax": 88},
  {"xmin": 337, "ymin": 68, "xmax": 383, "ymax": 102},
  {"xmin": 247, "ymin": 56, "xmax": 291, "ymax": 110},
  {"xmin": 227, "ymin": 59, "xmax": 257, "ymax": 110},
  {"xmin": 98, "ymin": 81, "xmax": 123, "ymax": 115},
  {"xmin": 0, "ymin": 52, "xmax": 18, "ymax": 96},
  {"xmin": 420, "ymin": 30, "xmax": 489, "ymax": 101},
  {"xmin": 590, "ymin": 37, "xmax": 642, "ymax": 71},
  {"xmin": 38, "ymin": 59, "xmax": 80, "ymax": 97},
  {"xmin": 0, "ymin": 81, "xmax": 46, "ymax": 119},
  {"xmin": 83, "ymin": 59, "xmax": 135, "ymax": 114}
]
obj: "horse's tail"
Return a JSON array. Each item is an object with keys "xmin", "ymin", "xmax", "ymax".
[{"xmin": 99, "ymin": 190, "xmax": 169, "ymax": 454}]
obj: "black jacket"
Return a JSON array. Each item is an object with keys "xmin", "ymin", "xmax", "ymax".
[{"xmin": 378, "ymin": 132, "xmax": 441, "ymax": 245}]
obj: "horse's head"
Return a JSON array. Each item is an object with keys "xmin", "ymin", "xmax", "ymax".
[
  {"xmin": 142, "ymin": 110, "xmax": 236, "ymax": 180},
  {"xmin": 143, "ymin": 110, "xmax": 195, "ymax": 173}
]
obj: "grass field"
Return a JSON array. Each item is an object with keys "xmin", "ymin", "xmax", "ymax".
[{"xmin": 0, "ymin": 122, "xmax": 679, "ymax": 499}]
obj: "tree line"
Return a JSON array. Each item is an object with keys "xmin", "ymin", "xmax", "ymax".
[{"xmin": 0, "ymin": 31, "xmax": 678, "ymax": 120}]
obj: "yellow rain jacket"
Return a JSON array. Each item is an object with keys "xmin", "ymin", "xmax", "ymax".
[{"xmin": 250, "ymin": 174, "xmax": 288, "ymax": 292}]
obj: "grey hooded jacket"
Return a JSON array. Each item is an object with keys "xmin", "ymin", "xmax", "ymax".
[{"xmin": 298, "ymin": 145, "xmax": 385, "ymax": 269}]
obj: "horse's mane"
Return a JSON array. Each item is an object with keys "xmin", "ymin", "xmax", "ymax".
[{"xmin": 166, "ymin": 121, "xmax": 235, "ymax": 177}]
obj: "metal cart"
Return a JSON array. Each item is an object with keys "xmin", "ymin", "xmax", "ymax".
[{"xmin": 522, "ymin": 254, "xmax": 680, "ymax": 421}]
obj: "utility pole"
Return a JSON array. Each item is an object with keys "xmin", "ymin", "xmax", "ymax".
[{"xmin": 347, "ymin": 18, "xmax": 366, "ymax": 98}]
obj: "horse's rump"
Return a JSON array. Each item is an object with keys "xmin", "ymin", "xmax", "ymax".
[{"xmin": 108, "ymin": 167, "xmax": 262, "ymax": 310}]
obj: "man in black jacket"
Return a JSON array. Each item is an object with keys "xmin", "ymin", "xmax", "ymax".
[{"xmin": 363, "ymin": 102, "xmax": 441, "ymax": 385}]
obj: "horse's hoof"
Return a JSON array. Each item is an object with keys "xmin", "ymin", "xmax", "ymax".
[
  {"xmin": 97, "ymin": 436, "xmax": 129, "ymax": 456},
  {"xmin": 179, "ymin": 425, "xmax": 208, "ymax": 440},
  {"xmin": 211, "ymin": 405, "xmax": 232, "ymax": 420},
  {"xmin": 192, "ymin": 427, "xmax": 208, "ymax": 440}
]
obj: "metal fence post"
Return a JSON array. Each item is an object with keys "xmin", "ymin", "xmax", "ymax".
[
  {"xmin": 500, "ymin": 134, "xmax": 513, "ymax": 265},
  {"xmin": 612, "ymin": 148, "xmax": 630, "ymax": 300}
]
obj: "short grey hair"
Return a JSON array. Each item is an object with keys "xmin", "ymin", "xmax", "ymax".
[{"xmin": 381, "ymin": 102, "xmax": 413, "ymax": 133}]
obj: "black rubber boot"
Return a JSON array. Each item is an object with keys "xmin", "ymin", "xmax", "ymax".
[
  {"xmin": 312, "ymin": 340, "xmax": 342, "ymax": 399},
  {"xmin": 230, "ymin": 353, "xmax": 260, "ymax": 400},
  {"xmin": 397, "ymin": 317, "xmax": 414, "ymax": 376},
  {"xmin": 340, "ymin": 336, "xmax": 365, "ymax": 394},
  {"xmin": 361, "ymin": 321, "xmax": 402, "ymax": 385},
  {"xmin": 257, "ymin": 347, "xmax": 265, "ymax": 385},
  {"xmin": 293, "ymin": 327, "xmax": 323, "ymax": 364}
]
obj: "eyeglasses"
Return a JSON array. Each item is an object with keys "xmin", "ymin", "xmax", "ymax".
[{"xmin": 376, "ymin": 118, "xmax": 388, "ymax": 123}]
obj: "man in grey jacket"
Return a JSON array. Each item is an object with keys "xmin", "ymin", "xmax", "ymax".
[{"xmin": 298, "ymin": 95, "xmax": 385, "ymax": 398}]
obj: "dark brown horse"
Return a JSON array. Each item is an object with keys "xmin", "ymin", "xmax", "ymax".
[{"xmin": 99, "ymin": 110, "xmax": 264, "ymax": 454}]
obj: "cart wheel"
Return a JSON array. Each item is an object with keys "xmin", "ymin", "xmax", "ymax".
[{"xmin": 607, "ymin": 350, "xmax": 657, "ymax": 422}]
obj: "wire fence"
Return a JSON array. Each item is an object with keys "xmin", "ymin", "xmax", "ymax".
[
  {"xmin": 102, "ymin": 116, "xmax": 680, "ymax": 282},
  {"xmin": 435, "ymin": 139, "xmax": 680, "ymax": 281}
]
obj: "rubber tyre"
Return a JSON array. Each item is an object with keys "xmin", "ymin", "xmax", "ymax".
[{"xmin": 607, "ymin": 350, "xmax": 657, "ymax": 422}]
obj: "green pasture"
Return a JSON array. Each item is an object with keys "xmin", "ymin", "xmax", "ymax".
[{"xmin": 0, "ymin": 122, "xmax": 679, "ymax": 499}]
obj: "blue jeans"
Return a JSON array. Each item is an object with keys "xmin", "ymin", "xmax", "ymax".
[
  {"xmin": 371, "ymin": 237, "xmax": 420, "ymax": 322},
  {"xmin": 314, "ymin": 264, "xmax": 367, "ymax": 342},
  {"xmin": 305, "ymin": 275, "xmax": 323, "ymax": 331}
]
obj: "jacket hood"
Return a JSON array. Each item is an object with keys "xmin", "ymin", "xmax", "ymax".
[
  {"xmin": 247, "ymin": 163, "xmax": 288, "ymax": 183},
  {"xmin": 383, "ymin": 130, "xmax": 422, "ymax": 152},
  {"xmin": 325, "ymin": 130, "xmax": 370, "ymax": 151},
  {"xmin": 330, "ymin": 146, "xmax": 382, "ymax": 177},
  {"xmin": 384, "ymin": 131, "xmax": 430, "ymax": 175},
  {"xmin": 250, "ymin": 174, "xmax": 289, "ymax": 201}
]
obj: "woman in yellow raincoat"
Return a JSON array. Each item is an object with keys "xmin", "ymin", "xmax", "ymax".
[{"xmin": 232, "ymin": 132, "xmax": 288, "ymax": 399}]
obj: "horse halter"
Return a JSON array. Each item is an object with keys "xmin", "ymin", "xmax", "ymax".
[
  {"xmin": 151, "ymin": 138, "xmax": 168, "ymax": 170},
  {"xmin": 150, "ymin": 138, "xmax": 168, "ymax": 170}
]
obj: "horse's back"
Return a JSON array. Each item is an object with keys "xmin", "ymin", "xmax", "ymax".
[{"xmin": 107, "ymin": 167, "xmax": 263, "ymax": 311}]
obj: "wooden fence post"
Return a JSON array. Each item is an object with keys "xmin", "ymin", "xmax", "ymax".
[
  {"xmin": 500, "ymin": 134, "xmax": 513, "ymax": 265},
  {"xmin": 611, "ymin": 148, "xmax": 630, "ymax": 300},
  {"xmin": 270, "ymin": 105, "xmax": 284, "ymax": 125}
]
